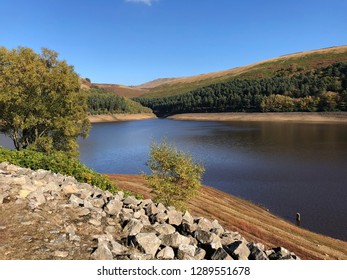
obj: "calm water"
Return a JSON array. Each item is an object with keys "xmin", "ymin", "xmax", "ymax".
[{"xmin": 1, "ymin": 119, "xmax": 347, "ymax": 241}]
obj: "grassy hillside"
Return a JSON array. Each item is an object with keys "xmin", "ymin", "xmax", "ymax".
[
  {"xmin": 141, "ymin": 46, "xmax": 347, "ymax": 98},
  {"xmin": 92, "ymin": 83, "xmax": 148, "ymax": 98}
]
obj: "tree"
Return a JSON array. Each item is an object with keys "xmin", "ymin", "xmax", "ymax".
[
  {"xmin": 144, "ymin": 140, "xmax": 205, "ymax": 210},
  {"xmin": 0, "ymin": 46, "xmax": 90, "ymax": 156}
]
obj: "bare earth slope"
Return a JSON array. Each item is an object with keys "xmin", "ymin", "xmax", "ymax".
[{"xmin": 107, "ymin": 174, "xmax": 347, "ymax": 260}]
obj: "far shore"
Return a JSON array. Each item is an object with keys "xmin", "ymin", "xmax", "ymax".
[
  {"xmin": 88, "ymin": 113, "xmax": 157, "ymax": 123},
  {"xmin": 168, "ymin": 112, "xmax": 347, "ymax": 123}
]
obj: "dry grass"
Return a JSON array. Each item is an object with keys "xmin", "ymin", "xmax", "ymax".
[
  {"xmin": 107, "ymin": 174, "xmax": 347, "ymax": 260},
  {"xmin": 92, "ymin": 83, "xmax": 148, "ymax": 98}
]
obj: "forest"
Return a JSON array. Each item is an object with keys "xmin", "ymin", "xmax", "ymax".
[
  {"xmin": 134, "ymin": 63, "xmax": 347, "ymax": 116},
  {"xmin": 83, "ymin": 87, "xmax": 152, "ymax": 115}
]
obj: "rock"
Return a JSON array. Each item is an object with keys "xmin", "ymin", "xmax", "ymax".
[
  {"xmin": 53, "ymin": 251, "xmax": 69, "ymax": 258},
  {"xmin": 89, "ymin": 219, "xmax": 102, "ymax": 227},
  {"xmin": 133, "ymin": 209, "xmax": 145, "ymax": 219},
  {"xmin": 28, "ymin": 189, "xmax": 46, "ymax": 209},
  {"xmin": 61, "ymin": 184, "xmax": 79, "ymax": 195},
  {"xmin": 211, "ymin": 248, "xmax": 233, "ymax": 260},
  {"xmin": 156, "ymin": 246, "xmax": 175, "ymax": 260},
  {"xmin": 182, "ymin": 210, "xmax": 194, "ymax": 225},
  {"xmin": 211, "ymin": 219, "xmax": 225, "ymax": 236},
  {"xmin": 105, "ymin": 199, "xmax": 123, "ymax": 216},
  {"xmin": 111, "ymin": 241, "xmax": 128, "ymax": 255},
  {"xmin": 196, "ymin": 217, "xmax": 213, "ymax": 231},
  {"xmin": 154, "ymin": 224, "xmax": 176, "ymax": 235},
  {"xmin": 78, "ymin": 208, "xmax": 91, "ymax": 216},
  {"xmin": 154, "ymin": 212, "xmax": 168, "ymax": 224},
  {"xmin": 91, "ymin": 198, "xmax": 105, "ymax": 208},
  {"xmin": 268, "ymin": 247, "xmax": 292, "ymax": 260},
  {"xmin": 135, "ymin": 233, "xmax": 161, "ymax": 258},
  {"xmin": 179, "ymin": 222, "xmax": 198, "ymax": 235},
  {"xmin": 161, "ymin": 232, "xmax": 191, "ymax": 248},
  {"xmin": 248, "ymin": 243, "xmax": 268, "ymax": 260},
  {"xmin": 167, "ymin": 209, "xmax": 183, "ymax": 226},
  {"xmin": 69, "ymin": 194, "xmax": 84, "ymax": 207},
  {"xmin": 91, "ymin": 243, "xmax": 113, "ymax": 260},
  {"xmin": 220, "ymin": 231, "xmax": 243, "ymax": 246},
  {"xmin": 194, "ymin": 248, "xmax": 206, "ymax": 260},
  {"xmin": 123, "ymin": 219, "xmax": 143, "ymax": 236},
  {"xmin": 123, "ymin": 196, "xmax": 139, "ymax": 207},
  {"xmin": 145, "ymin": 203, "xmax": 160, "ymax": 216},
  {"xmin": 130, "ymin": 252, "xmax": 152, "ymax": 260},
  {"xmin": 195, "ymin": 230, "xmax": 222, "ymax": 248},
  {"xmin": 225, "ymin": 241, "xmax": 250, "ymax": 260},
  {"xmin": 177, "ymin": 244, "xmax": 196, "ymax": 260},
  {"xmin": 119, "ymin": 208, "xmax": 134, "ymax": 222}
]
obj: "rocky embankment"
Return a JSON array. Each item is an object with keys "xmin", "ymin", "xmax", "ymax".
[{"xmin": 0, "ymin": 163, "xmax": 299, "ymax": 260}]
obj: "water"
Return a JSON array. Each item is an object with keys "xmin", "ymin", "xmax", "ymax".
[{"xmin": 1, "ymin": 118, "xmax": 347, "ymax": 241}]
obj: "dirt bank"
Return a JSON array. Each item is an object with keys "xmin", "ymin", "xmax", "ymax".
[
  {"xmin": 88, "ymin": 113, "xmax": 156, "ymax": 123},
  {"xmin": 168, "ymin": 112, "xmax": 347, "ymax": 123},
  {"xmin": 107, "ymin": 174, "xmax": 347, "ymax": 260}
]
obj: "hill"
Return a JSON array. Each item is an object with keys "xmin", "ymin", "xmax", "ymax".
[
  {"xmin": 92, "ymin": 83, "xmax": 148, "ymax": 98},
  {"xmin": 141, "ymin": 46, "xmax": 347, "ymax": 98}
]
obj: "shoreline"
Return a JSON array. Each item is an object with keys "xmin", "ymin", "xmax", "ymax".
[
  {"xmin": 168, "ymin": 112, "xmax": 347, "ymax": 123},
  {"xmin": 88, "ymin": 113, "xmax": 156, "ymax": 123},
  {"xmin": 106, "ymin": 174, "xmax": 347, "ymax": 260}
]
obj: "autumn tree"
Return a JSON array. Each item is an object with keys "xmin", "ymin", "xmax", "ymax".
[
  {"xmin": 0, "ymin": 46, "xmax": 90, "ymax": 156},
  {"xmin": 145, "ymin": 140, "xmax": 205, "ymax": 210}
]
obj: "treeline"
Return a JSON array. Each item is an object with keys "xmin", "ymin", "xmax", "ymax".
[
  {"xmin": 134, "ymin": 63, "xmax": 347, "ymax": 116},
  {"xmin": 83, "ymin": 88, "xmax": 152, "ymax": 115}
]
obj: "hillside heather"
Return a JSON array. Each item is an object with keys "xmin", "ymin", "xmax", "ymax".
[{"xmin": 0, "ymin": 163, "xmax": 300, "ymax": 260}]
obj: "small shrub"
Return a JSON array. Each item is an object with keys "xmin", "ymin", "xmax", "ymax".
[{"xmin": 144, "ymin": 140, "xmax": 205, "ymax": 211}]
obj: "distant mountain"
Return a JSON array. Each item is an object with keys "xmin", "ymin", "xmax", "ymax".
[{"xmin": 140, "ymin": 45, "xmax": 347, "ymax": 98}]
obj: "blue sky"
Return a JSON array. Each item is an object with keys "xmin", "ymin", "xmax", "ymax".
[{"xmin": 1, "ymin": 0, "xmax": 346, "ymax": 85}]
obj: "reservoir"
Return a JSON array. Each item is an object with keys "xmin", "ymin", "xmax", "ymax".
[{"xmin": 1, "ymin": 118, "xmax": 347, "ymax": 241}]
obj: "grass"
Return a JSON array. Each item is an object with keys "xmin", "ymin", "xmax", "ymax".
[{"xmin": 107, "ymin": 174, "xmax": 347, "ymax": 260}]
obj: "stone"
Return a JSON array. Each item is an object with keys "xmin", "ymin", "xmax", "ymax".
[
  {"xmin": 119, "ymin": 208, "xmax": 134, "ymax": 222},
  {"xmin": 91, "ymin": 243, "xmax": 113, "ymax": 260},
  {"xmin": 211, "ymin": 219, "xmax": 225, "ymax": 236},
  {"xmin": 154, "ymin": 212, "xmax": 168, "ymax": 223},
  {"xmin": 268, "ymin": 247, "xmax": 292, "ymax": 260},
  {"xmin": 177, "ymin": 244, "xmax": 196, "ymax": 260},
  {"xmin": 211, "ymin": 248, "xmax": 233, "ymax": 260},
  {"xmin": 196, "ymin": 217, "xmax": 213, "ymax": 231},
  {"xmin": 123, "ymin": 196, "xmax": 139, "ymax": 207},
  {"xmin": 145, "ymin": 203, "xmax": 160, "ymax": 216},
  {"xmin": 161, "ymin": 232, "xmax": 191, "ymax": 248},
  {"xmin": 167, "ymin": 209, "xmax": 183, "ymax": 226},
  {"xmin": 89, "ymin": 219, "xmax": 102, "ymax": 227},
  {"xmin": 135, "ymin": 233, "xmax": 161, "ymax": 258},
  {"xmin": 62, "ymin": 184, "xmax": 79, "ymax": 195},
  {"xmin": 194, "ymin": 248, "xmax": 206, "ymax": 260},
  {"xmin": 182, "ymin": 210, "xmax": 194, "ymax": 225},
  {"xmin": 69, "ymin": 194, "xmax": 84, "ymax": 207},
  {"xmin": 220, "ymin": 231, "xmax": 243, "ymax": 246},
  {"xmin": 111, "ymin": 240, "xmax": 128, "ymax": 255},
  {"xmin": 225, "ymin": 241, "xmax": 250, "ymax": 260},
  {"xmin": 133, "ymin": 209, "xmax": 145, "ymax": 219},
  {"xmin": 123, "ymin": 219, "xmax": 143, "ymax": 236},
  {"xmin": 154, "ymin": 224, "xmax": 176, "ymax": 235},
  {"xmin": 53, "ymin": 251, "xmax": 69, "ymax": 258},
  {"xmin": 92, "ymin": 198, "xmax": 105, "ymax": 208},
  {"xmin": 28, "ymin": 189, "xmax": 46, "ymax": 209},
  {"xmin": 247, "ymin": 243, "xmax": 268, "ymax": 260},
  {"xmin": 156, "ymin": 246, "xmax": 175, "ymax": 260},
  {"xmin": 78, "ymin": 208, "xmax": 91, "ymax": 216},
  {"xmin": 105, "ymin": 199, "xmax": 123, "ymax": 216}
]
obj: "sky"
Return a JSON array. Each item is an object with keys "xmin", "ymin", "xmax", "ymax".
[{"xmin": 1, "ymin": 0, "xmax": 346, "ymax": 85}]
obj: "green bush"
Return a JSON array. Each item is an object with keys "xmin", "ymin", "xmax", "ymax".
[
  {"xmin": 0, "ymin": 146, "xmax": 123, "ymax": 194},
  {"xmin": 144, "ymin": 140, "xmax": 205, "ymax": 211}
]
